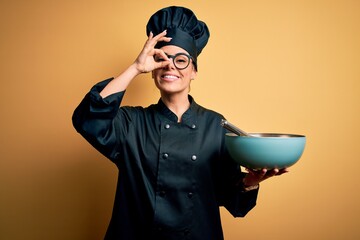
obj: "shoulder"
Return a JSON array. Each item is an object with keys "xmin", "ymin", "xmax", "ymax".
[
  {"xmin": 192, "ymin": 101, "xmax": 227, "ymax": 134},
  {"xmin": 117, "ymin": 103, "xmax": 159, "ymax": 119},
  {"xmin": 193, "ymin": 101, "xmax": 225, "ymax": 120}
]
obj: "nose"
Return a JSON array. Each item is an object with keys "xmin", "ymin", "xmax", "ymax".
[{"xmin": 164, "ymin": 57, "xmax": 176, "ymax": 70}]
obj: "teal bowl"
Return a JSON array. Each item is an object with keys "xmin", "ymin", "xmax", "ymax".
[{"xmin": 225, "ymin": 133, "xmax": 306, "ymax": 169}]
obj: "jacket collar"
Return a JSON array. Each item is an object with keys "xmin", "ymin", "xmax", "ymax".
[{"xmin": 156, "ymin": 95, "xmax": 198, "ymax": 128}]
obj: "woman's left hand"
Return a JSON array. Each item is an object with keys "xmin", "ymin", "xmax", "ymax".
[{"xmin": 242, "ymin": 168, "xmax": 289, "ymax": 187}]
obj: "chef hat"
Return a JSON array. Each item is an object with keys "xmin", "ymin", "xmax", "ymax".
[{"xmin": 146, "ymin": 6, "xmax": 210, "ymax": 70}]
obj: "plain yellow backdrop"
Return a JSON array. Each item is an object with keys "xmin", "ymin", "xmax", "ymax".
[{"xmin": 1, "ymin": 0, "xmax": 359, "ymax": 239}]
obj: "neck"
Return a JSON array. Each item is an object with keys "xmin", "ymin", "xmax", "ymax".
[{"xmin": 161, "ymin": 92, "xmax": 190, "ymax": 122}]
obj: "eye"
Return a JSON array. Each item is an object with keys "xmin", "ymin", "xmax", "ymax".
[
  {"xmin": 175, "ymin": 57, "xmax": 188, "ymax": 63},
  {"xmin": 154, "ymin": 56, "xmax": 165, "ymax": 62}
]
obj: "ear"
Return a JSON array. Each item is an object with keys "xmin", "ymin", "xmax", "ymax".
[{"xmin": 191, "ymin": 69, "xmax": 197, "ymax": 80}]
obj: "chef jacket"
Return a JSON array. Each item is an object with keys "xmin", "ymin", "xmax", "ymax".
[{"xmin": 72, "ymin": 78, "xmax": 259, "ymax": 240}]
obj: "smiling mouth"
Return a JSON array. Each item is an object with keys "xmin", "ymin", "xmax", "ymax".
[{"xmin": 161, "ymin": 75, "xmax": 179, "ymax": 81}]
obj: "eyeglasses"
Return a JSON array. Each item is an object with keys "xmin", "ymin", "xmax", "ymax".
[{"xmin": 154, "ymin": 52, "xmax": 194, "ymax": 70}]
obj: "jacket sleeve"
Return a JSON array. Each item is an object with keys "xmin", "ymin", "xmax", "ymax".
[
  {"xmin": 222, "ymin": 171, "xmax": 259, "ymax": 217},
  {"xmin": 72, "ymin": 78, "xmax": 124, "ymax": 161}
]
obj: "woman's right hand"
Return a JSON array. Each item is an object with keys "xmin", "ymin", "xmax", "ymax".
[
  {"xmin": 100, "ymin": 30, "xmax": 172, "ymax": 98},
  {"xmin": 134, "ymin": 30, "xmax": 172, "ymax": 73}
]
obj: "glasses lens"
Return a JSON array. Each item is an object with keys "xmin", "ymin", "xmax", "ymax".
[
  {"xmin": 173, "ymin": 54, "xmax": 190, "ymax": 70},
  {"xmin": 154, "ymin": 53, "xmax": 191, "ymax": 70}
]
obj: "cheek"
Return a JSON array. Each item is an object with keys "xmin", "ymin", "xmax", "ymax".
[
  {"xmin": 189, "ymin": 69, "xmax": 197, "ymax": 80},
  {"xmin": 182, "ymin": 67, "xmax": 195, "ymax": 78}
]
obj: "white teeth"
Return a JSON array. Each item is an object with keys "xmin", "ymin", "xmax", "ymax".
[{"xmin": 163, "ymin": 75, "xmax": 178, "ymax": 79}]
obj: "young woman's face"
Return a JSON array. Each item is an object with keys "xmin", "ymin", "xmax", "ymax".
[{"xmin": 152, "ymin": 45, "xmax": 197, "ymax": 95}]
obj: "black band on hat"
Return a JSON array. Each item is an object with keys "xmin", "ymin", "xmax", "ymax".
[{"xmin": 154, "ymin": 28, "xmax": 197, "ymax": 66}]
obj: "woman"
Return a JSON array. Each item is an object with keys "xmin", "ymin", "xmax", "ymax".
[{"xmin": 73, "ymin": 6, "xmax": 287, "ymax": 240}]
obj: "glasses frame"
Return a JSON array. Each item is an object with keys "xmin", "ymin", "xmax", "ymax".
[{"xmin": 155, "ymin": 52, "xmax": 194, "ymax": 70}]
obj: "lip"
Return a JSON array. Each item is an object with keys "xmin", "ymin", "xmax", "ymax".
[{"xmin": 161, "ymin": 73, "xmax": 180, "ymax": 82}]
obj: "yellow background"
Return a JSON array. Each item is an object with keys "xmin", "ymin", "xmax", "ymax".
[{"xmin": 1, "ymin": 0, "xmax": 359, "ymax": 239}]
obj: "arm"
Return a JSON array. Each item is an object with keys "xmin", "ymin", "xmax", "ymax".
[
  {"xmin": 72, "ymin": 79, "xmax": 125, "ymax": 161},
  {"xmin": 222, "ymin": 166, "xmax": 289, "ymax": 217},
  {"xmin": 218, "ymin": 160, "xmax": 260, "ymax": 218},
  {"xmin": 72, "ymin": 31, "xmax": 171, "ymax": 160}
]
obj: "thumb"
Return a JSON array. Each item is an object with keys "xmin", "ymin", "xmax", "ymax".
[{"xmin": 154, "ymin": 60, "xmax": 171, "ymax": 70}]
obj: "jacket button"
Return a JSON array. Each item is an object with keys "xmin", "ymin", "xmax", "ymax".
[
  {"xmin": 163, "ymin": 153, "xmax": 169, "ymax": 159},
  {"xmin": 164, "ymin": 124, "xmax": 170, "ymax": 129},
  {"xmin": 191, "ymin": 155, "xmax": 197, "ymax": 161},
  {"xmin": 187, "ymin": 192, "xmax": 193, "ymax": 198},
  {"xmin": 191, "ymin": 124, "xmax": 196, "ymax": 129}
]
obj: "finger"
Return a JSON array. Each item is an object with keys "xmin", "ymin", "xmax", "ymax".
[
  {"xmin": 265, "ymin": 168, "xmax": 279, "ymax": 177},
  {"xmin": 144, "ymin": 30, "xmax": 164, "ymax": 49},
  {"xmin": 245, "ymin": 168, "xmax": 261, "ymax": 174},
  {"xmin": 153, "ymin": 49, "xmax": 170, "ymax": 61},
  {"xmin": 148, "ymin": 30, "xmax": 172, "ymax": 47},
  {"xmin": 159, "ymin": 36, "xmax": 172, "ymax": 42},
  {"xmin": 154, "ymin": 60, "xmax": 171, "ymax": 70},
  {"xmin": 254, "ymin": 168, "xmax": 267, "ymax": 180},
  {"xmin": 152, "ymin": 49, "xmax": 171, "ymax": 69},
  {"xmin": 148, "ymin": 30, "xmax": 167, "ymax": 45},
  {"xmin": 152, "ymin": 29, "xmax": 168, "ymax": 40},
  {"xmin": 276, "ymin": 168, "xmax": 289, "ymax": 175},
  {"xmin": 149, "ymin": 36, "xmax": 172, "ymax": 49}
]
